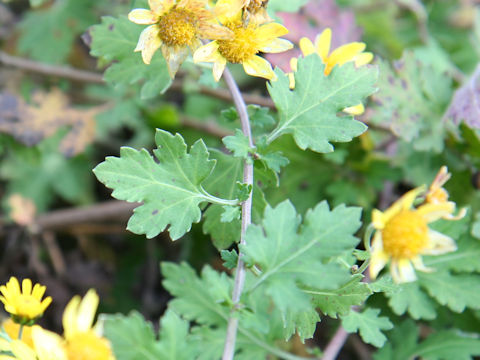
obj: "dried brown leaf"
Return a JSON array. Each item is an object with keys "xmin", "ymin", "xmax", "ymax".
[{"xmin": 0, "ymin": 89, "xmax": 101, "ymax": 156}]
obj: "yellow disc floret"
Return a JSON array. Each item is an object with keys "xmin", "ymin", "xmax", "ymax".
[
  {"xmin": 382, "ymin": 210, "xmax": 428, "ymax": 259},
  {"xmin": 66, "ymin": 331, "xmax": 114, "ymax": 360},
  {"xmin": 157, "ymin": 7, "xmax": 197, "ymax": 46},
  {"xmin": 218, "ymin": 23, "xmax": 258, "ymax": 63}
]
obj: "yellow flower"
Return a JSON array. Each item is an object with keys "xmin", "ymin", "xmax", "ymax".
[
  {"xmin": 369, "ymin": 185, "xmax": 459, "ymax": 283},
  {"xmin": 289, "ymin": 28, "xmax": 373, "ymax": 115},
  {"xmin": 0, "ymin": 278, "xmax": 52, "ymax": 324},
  {"xmin": 194, "ymin": 12, "xmax": 292, "ymax": 81},
  {"xmin": 128, "ymin": 0, "xmax": 233, "ymax": 77},
  {"xmin": 26, "ymin": 289, "xmax": 114, "ymax": 360}
]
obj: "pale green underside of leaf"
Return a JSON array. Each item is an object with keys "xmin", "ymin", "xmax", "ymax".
[
  {"xmin": 93, "ymin": 129, "xmax": 230, "ymax": 240},
  {"xmin": 342, "ymin": 308, "xmax": 393, "ymax": 348},
  {"xmin": 267, "ymin": 55, "xmax": 378, "ymax": 153},
  {"xmin": 89, "ymin": 16, "xmax": 171, "ymax": 99}
]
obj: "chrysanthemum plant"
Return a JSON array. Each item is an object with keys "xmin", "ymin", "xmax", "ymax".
[{"xmin": 69, "ymin": 0, "xmax": 480, "ymax": 358}]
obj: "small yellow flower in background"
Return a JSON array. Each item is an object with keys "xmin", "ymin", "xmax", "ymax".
[
  {"xmin": 369, "ymin": 178, "xmax": 462, "ymax": 284},
  {"xmin": 29, "ymin": 289, "xmax": 114, "ymax": 360},
  {"xmin": 0, "ymin": 277, "xmax": 52, "ymax": 324},
  {"xmin": 128, "ymin": 0, "xmax": 233, "ymax": 77},
  {"xmin": 289, "ymin": 28, "xmax": 373, "ymax": 115},
  {"xmin": 194, "ymin": 9, "xmax": 292, "ymax": 81},
  {"xmin": 299, "ymin": 28, "xmax": 373, "ymax": 76}
]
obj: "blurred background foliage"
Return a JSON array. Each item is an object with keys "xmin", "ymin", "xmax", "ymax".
[{"xmin": 1, "ymin": 0, "xmax": 480, "ymax": 358}]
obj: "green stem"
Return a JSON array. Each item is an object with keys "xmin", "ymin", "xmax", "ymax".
[{"xmin": 18, "ymin": 325, "xmax": 24, "ymax": 340}]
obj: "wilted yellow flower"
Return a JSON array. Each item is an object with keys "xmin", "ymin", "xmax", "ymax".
[
  {"xmin": 194, "ymin": 10, "xmax": 292, "ymax": 81},
  {"xmin": 425, "ymin": 166, "xmax": 467, "ymax": 220},
  {"xmin": 0, "ymin": 277, "xmax": 52, "ymax": 324},
  {"xmin": 289, "ymin": 28, "xmax": 373, "ymax": 115},
  {"xmin": 369, "ymin": 185, "xmax": 460, "ymax": 283},
  {"xmin": 29, "ymin": 289, "xmax": 114, "ymax": 360},
  {"xmin": 242, "ymin": 0, "xmax": 271, "ymax": 23},
  {"xmin": 128, "ymin": 0, "xmax": 233, "ymax": 77}
]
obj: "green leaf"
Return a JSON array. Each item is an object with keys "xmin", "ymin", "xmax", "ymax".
[
  {"xmin": 19, "ymin": 0, "xmax": 95, "ymax": 64},
  {"xmin": 267, "ymin": 56, "xmax": 377, "ymax": 153},
  {"xmin": 161, "ymin": 262, "xmax": 231, "ymax": 326},
  {"xmin": 220, "ymin": 250, "xmax": 238, "ymax": 269},
  {"xmin": 234, "ymin": 182, "xmax": 252, "ymax": 202},
  {"xmin": 341, "ymin": 308, "xmax": 393, "ymax": 347},
  {"xmin": 241, "ymin": 200, "xmax": 361, "ymax": 322},
  {"xmin": 89, "ymin": 16, "xmax": 171, "ymax": 99},
  {"xmin": 309, "ymin": 275, "xmax": 373, "ymax": 318},
  {"xmin": 373, "ymin": 320, "xmax": 419, "ymax": 360},
  {"xmin": 103, "ymin": 311, "xmax": 161, "ymax": 360},
  {"xmin": 419, "ymin": 271, "xmax": 480, "ymax": 312},
  {"xmin": 415, "ymin": 331, "xmax": 480, "ymax": 360},
  {"xmin": 220, "ymin": 205, "xmax": 240, "ymax": 223},
  {"xmin": 386, "ymin": 281, "xmax": 437, "ymax": 320},
  {"xmin": 370, "ymin": 52, "xmax": 453, "ymax": 152},
  {"xmin": 93, "ymin": 129, "xmax": 234, "ymax": 240},
  {"xmin": 157, "ymin": 310, "xmax": 198, "ymax": 360},
  {"xmin": 222, "ymin": 129, "xmax": 253, "ymax": 159}
]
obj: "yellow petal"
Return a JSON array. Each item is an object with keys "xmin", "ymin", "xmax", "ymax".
[
  {"xmin": 369, "ymin": 234, "xmax": 389, "ymax": 280},
  {"xmin": 411, "ymin": 256, "xmax": 434, "ymax": 273},
  {"xmin": 299, "ymin": 37, "xmax": 315, "ymax": 56},
  {"xmin": 215, "ymin": 0, "xmax": 243, "ymax": 23},
  {"xmin": 422, "ymin": 230, "xmax": 457, "ymax": 255},
  {"xmin": 372, "ymin": 209, "xmax": 386, "ymax": 229},
  {"xmin": 10, "ymin": 340, "xmax": 36, "ymax": 360},
  {"xmin": 243, "ymin": 55, "xmax": 275, "ymax": 80},
  {"xmin": 150, "ymin": 0, "xmax": 173, "ymax": 14},
  {"xmin": 259, "ymin": 38, "xmax": 293, "ymax": 54},
  {"xmin": 328, "ymin": 42, "xmax": 366, "ymax": 67},
  {"xmin": 63, "ymin": 295, "xmax": 81, "ymax": 339},
  {"xmin": 162, "ymin": 45, "xmax": 189, "ymax": 78},
  {"xmin": 288, "ymin": 73, "xmax": 296, "ymax": 90},
  {"xmin": 32, "ymin": 284, "xmax": 46, "ymax": 300},
  {"xmin": 76, "ymin": 289, "xmax": 99, "ymax": 333},
  {"xmin": 256, "ymin": 23, "xmax": 289, "ymax": 44},
  {"xmin": 315, "ymin": 28, "xmax": 332, "ymax": 60},
  {"xmin": 8, "ymin": 277, "xmax": 20, "ymax": 296},
  {"xmin": 135, "ymin": 25, "xmax": 162, "ymax": 64},
  {"xmin": 391, "ymin": 259, "xmax": 416, "ymax": 283},
  {"xmin": 128, "ymin": 9, "xmax": 158, "ymax": 25},
  {"xmin": 22, "ymin": 279, "xmax": 32, "ymax": 296},
  {"xmin": 193, "ymin": 41, "xmax": 220, "ymax": 63},
  {"xmin": 290, "ymin": 57, "xmax": 298, "ymax": 72},
  {"xmin": 343, "ymin": 103, "xmax": 365, "ymax": 115},
  {"xmin": 213, "ymin": 58, "xmax": 227, "ymax": 82},
  {"xmin": 40, "ymin": 296, "xmax": 52, "ymax": 313},
  {"xmin": 199, "ymin": 23, "xmax": 233, "ymax": 41},
  {"xmin": 416, "ymin": 202, "xmax": 455, "ymax": 223},
  {"xmin": 354, "ymin": 52, "xmax": 373, "ymax": 67},
  {"xmin": 32, "ymin": 326, "xmax": 68, "ymax": 360}
]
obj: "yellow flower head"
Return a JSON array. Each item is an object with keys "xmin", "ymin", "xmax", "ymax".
[
  {"xmin": 289, "ymin": 28, "xmax": 373, "ymax": 115},
  {"xmin": 193, "ymin": 11, "xmax": 292, "ymax": 81},
  {"xmin": 0, "ymin": 277, "xmax": 52, "ymax": 324},
  {"xmin": 369, "ymin": 183, "xmax": 460, "ymax": 284},
  {"xmin": 128, "ymin": 0, "xmax": 233, "ymax": 77},
  {"xmin": 27, "ymin": 289, "xmax": 114, "ymax": 360}
]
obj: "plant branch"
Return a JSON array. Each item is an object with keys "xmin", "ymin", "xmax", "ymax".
[
  {"xmin": 0, "ymin": 51, "xmax": 275, "ymax": 108},
  {"xmin": 221, "ymin": 68, "xmax": 254, "ymax": 360},
  {"xmin": 321, "ymin": 326, "xmax": 350, "ymax": 360}
]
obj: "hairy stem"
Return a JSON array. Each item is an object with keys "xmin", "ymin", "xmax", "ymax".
[
  {"xmin": 321, "ymin": 326, "xmax": 350, "ymax": 360},
  {"xmin": 221, "ymin": 68, "xmax": 254, "ymax": 360}
]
